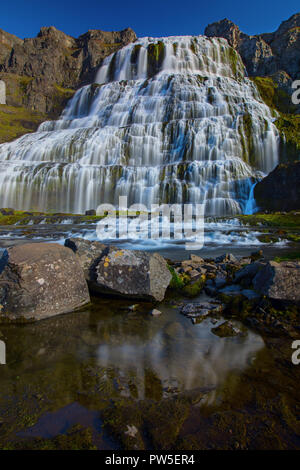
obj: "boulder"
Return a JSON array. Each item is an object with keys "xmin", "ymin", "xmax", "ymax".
[
  {"xmin": 234, "ymin": 261, "xmax": 265, "ymax": 286},
  {"xmin": 94, "ymin": 247, "xmax": 172, "ymax": 301},
  {"xmin": 0, "ymin": 243, "xmax": 90, "ymax": 322},
  {"xmin": 65, "ymin": 238, "xmax": 172, "ymax": 301},
  {"xmin": 254, "ymin": 162, "xmax": 300, "ymax": 212},
  {"xmin": 65, "ymin": 237, "xmax": 106, "ymax": 280},
  {"xmin": 253, "ymin": 260, "xmax": 300, "ymax": 304}
]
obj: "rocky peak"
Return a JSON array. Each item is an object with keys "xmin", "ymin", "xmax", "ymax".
[
  {"xmin": 0, "ymin": 25, "xmax": 137, "ymax": 116},
  {"xmin": 205, "ymin": 13, "xmax": 300, "ymax": 83},
  {"xmin": 205, "ymin": 18, "xmax": 242, "ymax": 48}
]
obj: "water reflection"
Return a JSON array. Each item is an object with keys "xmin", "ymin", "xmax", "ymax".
[
  {"xmin": 0, "ymin": 299, "xmax": 264, "ymax": 406},
  {"xmin": 94, "ymin": 305, "xmax": 264, "ymax": 401}
]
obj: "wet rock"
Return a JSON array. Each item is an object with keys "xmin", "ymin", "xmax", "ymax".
[
  {"xmin": 234, "ymin": 261, "xmax": 265, "ymax": 286},
  {"xmin": 94, "ymin": 247, "xmax": 172, "ymax": 301},
  {"xmin": 240, "ymin": 289, "xmax": 261, "ymax": 301},
  {"xmin": 214, "ymin": 274, "xmax": 227, "ymax": 289},
  {"xmin": 219, "ymin": 284, "xmax": 242, "ymax": 296},
  {"xmin": 0, "ymin": 243, "xmax": 90, "ymax": 321},
  {"xmin": 253, "ymin": 260, "xmax": 300, "ymax": 304},
  {"xmin": 181, "ymin": 302, "xmax": 224, "ymax": 323},
  {"xmin": 211, "ymin": 321, "xmax": 246, "ymax": 338}
]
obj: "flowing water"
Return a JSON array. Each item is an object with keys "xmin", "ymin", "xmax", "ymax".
[{"xmin": 0, "ymin": 36, "xmax": 279, "ymax": 215}]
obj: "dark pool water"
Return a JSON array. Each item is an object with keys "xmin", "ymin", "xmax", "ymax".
[{"xmin": 0, "ymin": 293, "xmax": 299, "ymax": 449}]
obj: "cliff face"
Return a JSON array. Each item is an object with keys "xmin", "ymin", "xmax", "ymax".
[
  {"xmin": 0, "ymin": 26, "xmax": 137, "ymax": 116},
  {"xmin": 205, "ymin": 13, "xmax": 300, "ymax": 102}
]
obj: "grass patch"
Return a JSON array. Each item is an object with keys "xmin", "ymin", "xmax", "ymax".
[
  {"xmin": 237, "ymin": 212, "xmax": 300, "ymax": 229},
  {"xmin": 274, "ymin": 252, "xmax": 300, "ymax": 263},
  {"xmin": 0, "ymin": 104, "xmax": 47, "ymax": 143}
]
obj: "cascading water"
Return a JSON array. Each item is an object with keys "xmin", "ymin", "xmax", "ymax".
[{"xmin": 0, "ymin": 36, "xmax": 279, "ymax": 215}]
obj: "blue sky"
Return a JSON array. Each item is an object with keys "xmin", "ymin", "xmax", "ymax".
[{"xmin": 1, "ymin": 1, "xmax": 299, "ymax": 39}]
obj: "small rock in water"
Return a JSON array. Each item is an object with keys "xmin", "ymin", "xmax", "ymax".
[
  {"xmin": 181, "ymin": 302, "xmax": 224, "ymax": 322},
  {"xmin": 211, "ymin": 321, "xmax": 246, "ymax": 338},
  {"xmin": 150, "ymin": 309, "xmax": 162, "ymax": 316}
]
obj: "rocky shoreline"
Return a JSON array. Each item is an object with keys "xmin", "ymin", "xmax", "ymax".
[{"xmin": 0, "ymin": 236, "xmax": 299, "ymax": 339}]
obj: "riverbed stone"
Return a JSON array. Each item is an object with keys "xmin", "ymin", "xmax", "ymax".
[
  {"xmin": 65, "ymin": 237, "xmax": 106, "ymax": 279},
  {"xmin": 95, "ymin": 247, "xmax": 171, "ymax": 301},
  {"xmin": 253, "ymin": 260, "xmax": 300, "ymax": 304},
  {"xmin": 65, "ymin": 238, "xmax": 172, "ymax": 301},
  {"xmin": 0, "ymin": 242, "xmax": 90, "ymax": 322},
  {"xmin": 181, "ymin": 302, "xmax": 224, "ymax": 321}
]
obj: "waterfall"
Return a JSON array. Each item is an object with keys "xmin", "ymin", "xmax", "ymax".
[{"xmin": 0, "ymin": 36, "xmax": 279, "ymax": 215}]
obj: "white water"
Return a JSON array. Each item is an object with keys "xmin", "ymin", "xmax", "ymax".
[{"xmin": 0, "ymin": 36, "xmax": 279, "ymax": 215}]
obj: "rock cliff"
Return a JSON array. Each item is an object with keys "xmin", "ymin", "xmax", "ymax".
[{"xmin": 0, "ymin": 26, "xmax": 137, "ymax": 116}]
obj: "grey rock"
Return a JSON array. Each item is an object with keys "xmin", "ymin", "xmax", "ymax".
[
  {"xmin": 214, "ymin": 274, "xmax": 227, "ymax": 289},
  {"xmin": 65, "ymin": 238, "xmax": 171, "ymax": 301},
  {"xmin": 253, "ymin": 260, "xmax": 300, "ymax": 304},
  {"xmin": 215, "ymin": 253, "xmax": 238, "ymax": 264},
  {"xmin": 65, "ymin": 237, "xmax": 106, "ymax": 280},
  {"xmin": 181, "ymin": 302, "xmax": 223, "ymax": 320},
  {"xmin": 234, "ymin": 262, "xmax": 264, "ymax": 285},
  {"xmin": 0, "ymin": 242, "xmax": 90, "ymax": 322}
]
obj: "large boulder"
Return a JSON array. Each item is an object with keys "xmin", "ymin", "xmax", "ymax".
[
  {"xmin": 254, "ymin": 162, "xmax": 300, "ymax": 211},
  {"xmin": 253, "ymin": 260, "xmax": 300, "ymax": 304},
  {"xmin": 0, "ymin": 243, "xmax": 90, "ymax": 322},
  {"xmin": 65, "ymin": 238, "xmax": 172, "ymax": 301}
]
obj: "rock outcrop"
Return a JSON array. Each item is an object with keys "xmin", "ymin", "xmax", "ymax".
[
  {"xmin": 65, "ymin": 238, "xmax": 172, "ymax": 301},
  {"xmin": 0, "ymin": 26, "xmax": 137, "ymax": 116},
  {"xmin": 0, "ymin": 242, "xmax": 90, "ymax": 321},
  {"xmin": 254, "ymin": 161, "xmax": 300, "ymax": 211},
  {"xmin": 205, "ymin": 13, "xmax": 300, "ymax": 108},
  {"xmin": 205, "ymin": 14, "xmax": 300, "ymax": 79}
]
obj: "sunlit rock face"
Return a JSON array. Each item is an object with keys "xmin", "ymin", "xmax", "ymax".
[{"xmin": 0, "ymin": 36, "xmax": 279, "ymax": 215}]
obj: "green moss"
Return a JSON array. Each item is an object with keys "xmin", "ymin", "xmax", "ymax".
[
  {"xmin": 168, "ymin": 266, "xmax": 185, "ymax": 290},
  {"xmin": 274, "ymin": 252, "xmax": 300, "ymax": 262},
  {"xmin": 0, "ymin": 104, "xmax": 47, "ymax": 143},
  {"xmin": 237, "ymin": 212, "xmax": 300, "ymax": 229},
  {"xmin": 274, "ymin": 114, "xmax": 300, "ymax": 150},
  {"xmin": 228, "ymin": 47, "xmax": 238, "ymax": 76},
  {"xmin": 182, "ymin": 275, "xmax": 206, "ymax": 297},
  {"xmin": 147, "ymin": 41, "xmax": 165, "ymax": 77},
  {"xmin": 144, "ymin": 398, "xmax": 190, "ymax": 450}
]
